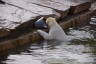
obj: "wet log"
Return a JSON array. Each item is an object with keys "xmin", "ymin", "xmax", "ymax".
[
  {"xmin": 0, "ymin": 29, "xmax": 10, "ymax": 38},
  {"xmin": 0, "ymin": 0, "xmax": 5, "ymax": 4},
  {"xmin": 60, "ymin": 11, "xmax": 92, "ymax": 29},
  {"xmin": 90, "ymin": 2, "xmax": 96, "ymax": 16},
  {"xmin": 90, "ymin": 0, "xmax": 96, "ymax": 3},
  {"xmin": 69, "ymin": 2, "xmax": 91, "ymax": 14}
]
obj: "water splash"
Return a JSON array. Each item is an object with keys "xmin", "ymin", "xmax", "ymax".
[
  {"xmin": 67, "ymin": 27, "xmax": 94, "ymax": 41},
  {"xmin": 1, "ymin": 26, "xmax": 96, "ymax": 64}
]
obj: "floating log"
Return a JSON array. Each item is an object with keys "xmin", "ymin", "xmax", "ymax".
[
  {"xmin": 0, "ymin": 0, "xmax": 5, "ymax": 4},
  {"xmin": 91, "ymin": 2, "xmax": 96, "ymax": 16},
  {"xmin": 0, "ymin": 29, "xmax": 10, "ymax": 38},
  {"xmin": 90, "ymin": 0, "xmax": 96, "ymax": 3},
  {"xmin": 60, "ymin": 11, "xmax": 92, "ymax": 29}
]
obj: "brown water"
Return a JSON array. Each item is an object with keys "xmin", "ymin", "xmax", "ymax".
[{"xmin": 0, "ymin": 26, "xmax": 96, "ymax": 64}]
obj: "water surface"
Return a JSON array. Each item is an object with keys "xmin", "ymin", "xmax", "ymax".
[{"xmin": 1, "ymin": 26, "xmax": 96, "ymax": 64}]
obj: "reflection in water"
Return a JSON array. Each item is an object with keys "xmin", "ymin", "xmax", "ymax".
[{"xmin": 1, "ymin": 26, "xmax": 96, "ymax": 64}]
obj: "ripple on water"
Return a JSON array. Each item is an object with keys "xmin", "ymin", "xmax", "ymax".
[{"xmin": 1, "ymin": 26, "xmax": 96, "ymax": 64}]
